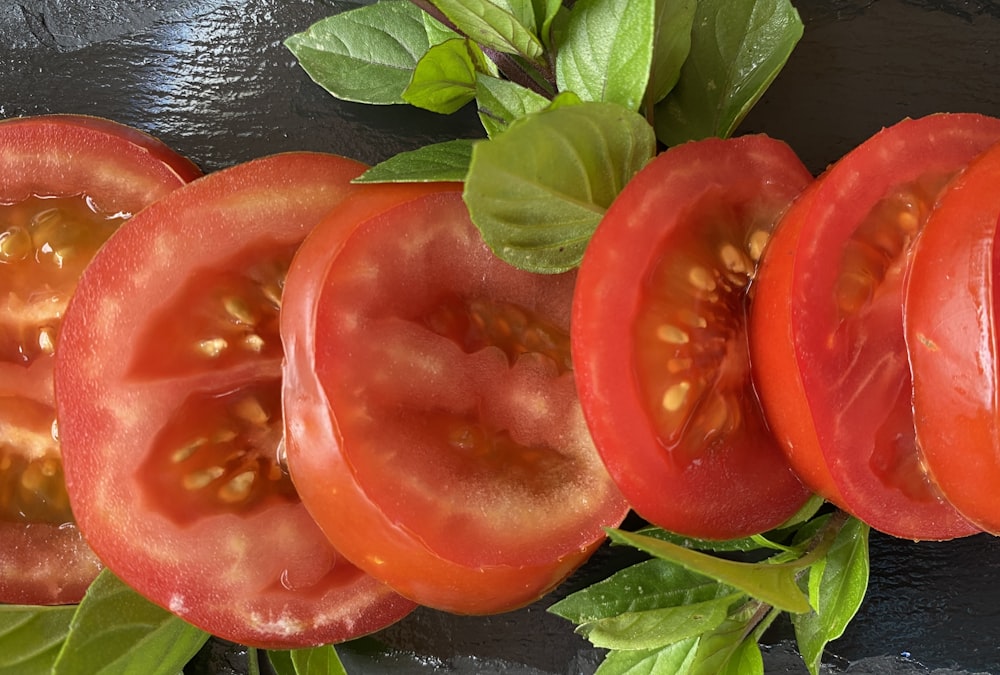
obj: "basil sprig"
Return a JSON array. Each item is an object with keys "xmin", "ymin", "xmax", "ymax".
[{"xmin": 285, "ymin": 0, "xmax": 804, "ymax": 273}]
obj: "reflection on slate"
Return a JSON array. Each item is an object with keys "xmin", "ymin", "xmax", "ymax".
[{"xmin": 3, "ymin": 1, "xmax": 1000, "ymax": 673}]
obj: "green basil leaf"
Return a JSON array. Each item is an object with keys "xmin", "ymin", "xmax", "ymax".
[
  {"xmin": 355, "ymin": 138, "xmax": 475, "ymax": 182},
  {"xmin": 266, "ymin": 650, "xmax": 296, "ymax": 675},
  {"xmin": 579, "ymin": 595, "xmax": 741, "ymax": 650},
  {"xmin": 532, "ymin": 0, "xmax": 562, "ymax": 47},
  {"xmin": 607, "ymin": 530, "xmax": 811, "ymax": 614},
  {"xmin": 423, "ymin": 10, "xmax": 462, "ymax": 45},
  {"xmin": 284, "ymin": 1, "xmax": 433, "ymax": 105},
  {"xmin": 792, "ymin": 518, "xmax": 870, "ymax": 675},
  {"xmin": 555, "ymin": 0, "xmax": 655, "ymax": 111},
  {"xmin": 463, "ymin": 101, "xmax": 655, "ymax": 273},
  {"xmin": 476, "ymin": 74, "xmax": 550, "ymax": 137},
  {"xmin": 654, "ymin": 0, "xmax": 803, "ymax": 144},
  {"xmin": 403, "ymin": 38, "xmax": 481, "ymax": 113},
  {"xmin": 690, "ymin": 604, "xmax": 764, "ymax": 675},
  {"xmin": 549, "ymin": 558, "xmax": 739, "ymax": 623},
  {"xmin": 635, "ymin": 527, "xmax": 773, "ymax": 554},
  {"xmin": 597, "ymin": 638, "xmax": 699, "ymax": 675},
  {"xmin": 493, "ymin": 0, "xmax": 537, "ymax": 33},
  {"xmin": 713, "ymin": 634, "xmax": 763, "ymax": 675},
  {"xmin": 290, "ymin": 644, "xmax": 348, "ymax": 675},
  {"xmin": 52, "ymin": 570, "xmax": 209, "ymax": 675},
  {"xmin": 0, "ymin": 604, "xmax": 76, "ymax": 675},
  {"xmin": 429, "ymin": 0, "xmax": 545, "ymax": 63},
  {"xmin": 645, "ymin": 0, "xmax": 696, "ymax": 105}
]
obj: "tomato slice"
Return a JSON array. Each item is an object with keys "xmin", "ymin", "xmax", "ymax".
[
  {"xmin": 281, "ymin": 184, "xmax": 629, "ymax": 614},
  {"xmin": 904, "ymin": 139, "xmax": 1000, "ymax": 534},
  {"xmin": 572, "ymin": 135, "xmax": 813, "ymax": 540},
  {"xmin": 757, "ymin": 113, "xmax": 1000, "ymax": 540},
  {"xmin": 0, "ymin": 114, "xmax": 201, "ymax": 604},
  {"xmin": 55, "ymin": 153, "xmax": 415, "ymax": 647}
]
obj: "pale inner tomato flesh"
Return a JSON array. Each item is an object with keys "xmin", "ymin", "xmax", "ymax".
[
  {"xmin": 632, "ymin": 202, "xmax": 769, "ymax": 464},
  {"xmin": 139, "ymin": 381, "xmax": 298, "ymax": 524},
  {"xmin": 1, "ymin": 195, "xmax": 126, "ymax": 525},
  {"xmin": 830, "ymin": 174, "xmax": 952, "ymax": 502}
]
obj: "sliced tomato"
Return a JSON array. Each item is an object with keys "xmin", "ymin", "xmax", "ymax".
[
  {"xmin": 281, "ymin": 184, "xmax": 629, "ymax": 615},
  {"xmin": 55, "ymin": 153, "xmax": 415, "ymax": 647},
  {"xmin": 0, "ymin": 114, "xmax": 201, "ymax": 604},
  {"xmin": 750, "ymin": 180, "xmax": 846, "ymax": 506},
  {"xmin": 572, "ymin": 135, "xmax": 813, "ymax": 540},
  {"xmin": 754, "ymin": 113, "xmax": 1000, "ymax": 540},
  {"xmin": 904, "ymin": 139, "xmax": 1000, "ymax": 534}
]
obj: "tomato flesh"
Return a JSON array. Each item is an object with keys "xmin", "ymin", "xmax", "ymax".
[
  {"xmin": 904, "ymin": 139, "xmax": 1000, "ymax": 534},
  {"xmin": 573, "ymin": 135, "xmax": 813, "ymax": 540},
  {"xmin": 282, "ymin": 185, "xmax": 629, "ymax": 614},
  {"xmin": 0, "ymin": 115, "xmax": 201, "ymax": 604},
  {"xmin": 56, "ymin": 153, "xmax": 415, "ymax": 646},
  {"xmin": 763, "ymin": 113, "xmax": 1000, "ymax": 539}
]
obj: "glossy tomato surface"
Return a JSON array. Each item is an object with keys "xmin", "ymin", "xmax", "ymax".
[
  {"xmin": 0, "ymin": 114, "xmax": 201, "ymax": 604},
  {"xmin": 572, "ymin": 135, "xmax": 813, "ymax": 540},
  {"xmin": 281, "ymin": 184, "xmax": 629, "ymax": 615},
  {"xmin": 904, "ymin": 139, "xmax": 1000, "ymax": 534},
  {"xmin": 755, "ymin": 113, "xmax": 1000, "ymax": 540},
  {"xmin": 55, "ymin": 152, "xmax": 416, "ymax": 647}
]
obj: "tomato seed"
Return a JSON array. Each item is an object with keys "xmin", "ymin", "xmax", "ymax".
[
  {"xmin": 183, "ymin": 466, "xmax": 225, "ymax": 491},
  {"xmin": 662, "ymin": 381, "xmax": 691, "ymax": 412},
  {"xmin": 688, "ymin": 266, "xmax": 717, "ymax": 292},
  {"xmin": 218, "ymin": 471, "xmax": 256, "ymax": 503},
  {"xmin": 657, "ymin": 324, "xmax": 690, "ymax": 344},
  {"xmin": 196, "ymin": 337, "xmax": 229, "ymax": 357},
  {"xmin": 223, "ymin": 296, "xmax": 256, "ymax": 325},
  {"xmin": 748, "ymin": 230, "xmax": 770, "ymax": 261},
  {"xmin": 0, "ymin": 225, "xmax": 32, "ymax": 262}
]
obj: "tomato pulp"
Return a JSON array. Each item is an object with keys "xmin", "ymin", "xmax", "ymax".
[
  {"xmin": 572, "ymin": 135, "xmax": 813, "ymax": 540},
  {"xmin": 0, "ymin": 114, "xmax": 201, "ymax": 604},
  {"xmin": 55, "ymin": 153, "xmax": 415, "ymax": 647},
  {"xmin": 281, "ymin": 184, "xmax": 629, "ymax": 614},
  {"xmin": 754, "ymin": 113, "xmax": 1000, "ymax": 540},
  {"xmin": 904, "ymin": 139, "xmax": 1000, "ymax": 534}
]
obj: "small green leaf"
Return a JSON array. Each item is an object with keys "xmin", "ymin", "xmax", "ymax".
[
  {"xmin": 267, "ymin": 650, "xmax": 296, "ymax": 675},
  {"xmin": 355, "ymin": 139, "xmax": 475, "ymax": 183},
  {"xmin": 429, "ymin": 0, "xmax": 545, "ymax": 63},
  {"xmin": 607, "ymin": 530, "xmax": 811, "ymax": 614},
  {"xmin": 597, "ymin": 638, "xmax": 699, "ymax": 675},
  {"xmin": 714, "ymin": 633, "xmax": 764, "ymax": 675},
  {"xmin": 463, "ymin": 101, "xmax": 655, "ymax": 273},
  {"xmin": 285, "ymin": 1, "xmax": 434, "ymax": 105},
  {"xmin": 579, "ymin": 595, "xmax": 740, "ymax": 650},
  {"xmin": 476, "ymin": 74, "xmax": 550, "ymax": 137},
  {"xmin": 793, "ymin": 518, "xmax": 870, "ymax": 675},
  {"xmin": 555, "ymin": 0, "xmax": 655, "ymax": 111},
  {"xmin": 645, "ymin": 0, "xmax": 696, "ymax": 105},
  {"xmin": 0, "ymin": 604, "xmax": 76, "ymax": 675},
  {"xmin": 690, "ymin": 604, "xmax": 765, "ymax": 675},
  {"xmin": 52, "ymin": 570, "xmax": 209, "ymax": 675},
  {"xmin": 549, "ymin": 558, "xmax": 739, "ymax": 624},
  {"xmin": 532, "ymin": 0, "xmax": 562, "ymax": 47},
  {"xmin": 403, "ymin": 38, "xmax": 481, "ymax": 113},
  {"xmin": 290, "ymin": 644, "xmax": 348, "ymax": 675},
  {"xmin": 654, "ymin": 0, "xmax": 803, "ymax": 144}
]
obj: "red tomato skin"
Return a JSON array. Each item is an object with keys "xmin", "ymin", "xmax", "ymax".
[
  {"xmin": 751, "ymin": 180, "xmax": 848, "ymax": 506},
  {"xmin": 282, "ymin": 185, "xmax": 629, "ymax": 614},
  {"xmin": 572, "ymin": 134, "xmax": 814, "ymax": 540},
  {"xmin": 904, "ymin": 140, "xmax": 1000, "ymax": 534},
  {"xmin": 774, "ymin": 113, "xmax": 1000, "ymax": 540},
  {"xmin": 0, "ymin": 115, "xmax": 201, "ymax": 605},
  {"xmin": 56, "ymin": 153, "xmax": 415, "ymax": 647}
]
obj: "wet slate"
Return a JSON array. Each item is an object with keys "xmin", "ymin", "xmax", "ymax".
[{"xmin": 2, "ymin": 1, "xmax": 1000, "ymax": 674}]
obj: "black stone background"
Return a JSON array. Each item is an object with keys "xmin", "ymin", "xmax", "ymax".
[{"xmin": 3, "ymin": 1, "xmax": 1000, "ymax": 673}]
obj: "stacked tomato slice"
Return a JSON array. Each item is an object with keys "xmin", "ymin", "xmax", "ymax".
[{"xmin": 0, "ymin": 115, "xmax": 201, "ymax": 604}]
